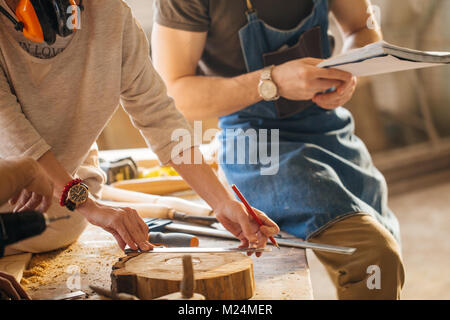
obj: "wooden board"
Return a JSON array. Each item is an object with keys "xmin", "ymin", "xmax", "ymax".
[
  {"xmin": 0, "ymin": 253, "xmax": 32, "ymax": 282},
  {"xmin": 111, "ymin": 176, "xmax": 191, "ymax": 195},
  {"xmin": 111, "ymin": 252, "xmax": 255, "ymax": 300}
]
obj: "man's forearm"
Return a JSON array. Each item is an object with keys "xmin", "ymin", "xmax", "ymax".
[
  {"xmin": 343, "ymin": 27, "xmax": 383, "ymax": 51},
  {"xmin": 170, "ymin": 70, "xmax": 263, "ymax": 121},
  {"xmin": 0, "ymin": 158, "xmax": 38, "ymax": 205}
]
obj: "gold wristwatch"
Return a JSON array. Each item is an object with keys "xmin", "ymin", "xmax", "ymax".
[
  {"xmin": 258, "ymin": 65, "xmax": 280, "ymax": 101},
  {"xmin": 61, "ymin": 179, "xmax": 89, "ymax": 211}
]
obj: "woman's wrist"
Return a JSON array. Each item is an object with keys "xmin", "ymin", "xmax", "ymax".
[{"xmin": 76, "ymin": 196, "xmax": 96, "ymax": 216}]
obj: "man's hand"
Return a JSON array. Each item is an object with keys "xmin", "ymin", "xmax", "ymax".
[
  {"xmin": 313, "ymin": 74, "xmax": 357, "ymax": 109},
  {"xmin": 9, "ymin": 159, "xmax": 54, "ymax": 213},
  {"xmin": 77, "ymin": 199, "xmax": 152, "ymax": 252},
  {"xmin": 214, "ymin": 199, "xmax": 280, "ymax": 257},
  {"xmin": 0, "ymin": 272, "xmax": 30, "ymax": 300},
  {"xmin": 272, "ymin": 58, "xmax": 355, "ymax": 108}
]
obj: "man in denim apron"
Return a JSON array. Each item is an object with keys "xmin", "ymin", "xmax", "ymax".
[{"xmin": 153, "ymin": 0, "xmax": 405, "ymax": 299}]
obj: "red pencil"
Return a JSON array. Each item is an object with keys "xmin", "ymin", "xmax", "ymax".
[{"xmin": 231, "ymin": 184, "xmax": 280, "ymax": 249}]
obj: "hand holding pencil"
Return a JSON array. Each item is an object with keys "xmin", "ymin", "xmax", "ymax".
[
  {"xmin": 231, "ymin": 185, "xmax": 280, "ymax": 250},
  {"xmin": 213, "ymin": 184, "xmax": 280, "ymax": 257}
]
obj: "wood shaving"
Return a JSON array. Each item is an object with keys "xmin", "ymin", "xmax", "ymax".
[{"xmin": 20, "ymin": 225, "xmax": 124, "ymax": 295}]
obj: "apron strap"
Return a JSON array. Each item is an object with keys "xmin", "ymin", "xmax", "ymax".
[
  {"xmin": 246, "ymin": 0, "xmax": 253, "ymax": 11},
  {"xmin": 245, "ymin": 0, "xmax": 256, "ymax": 14}
]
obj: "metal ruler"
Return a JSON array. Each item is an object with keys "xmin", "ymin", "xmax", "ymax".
[
  {"xmin": 125, "ymin": 247, "xmax": 271, "ymax": 254},
  {"xmin": 166, "ymin": 223, "xmax": 356, "ymax": 255}
]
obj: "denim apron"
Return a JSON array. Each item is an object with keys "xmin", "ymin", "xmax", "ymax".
[{"xmin": 218, "ymin": 0, "xmax": 400, "ymax": 242}]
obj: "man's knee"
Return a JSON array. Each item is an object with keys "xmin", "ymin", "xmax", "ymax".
[
  {"xmin": 310, "ymin": 214, "xmax": 405, "ymax": 299},
  {"xmin": 365, "ymin": 238, "xmax": 405, "ymax": 290}
]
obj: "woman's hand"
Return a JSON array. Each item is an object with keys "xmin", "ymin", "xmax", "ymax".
[
  {"xmin": 214, "ymin": 199, "xmax": 280, "ymax": 257},
  {"xmin": 0, "ymin": 271, "xmax": 31, "ymax": 300},
  {"xmin": 272, "ymin": 57, "xmax": 355, "ymax": 108},
  {"xmin": 9, "ymin": 159, "xmax": 54, "ymax": 213},
  {"xmin": 77, "ymin": 199, "xmax": 152, "ymax": 252}
]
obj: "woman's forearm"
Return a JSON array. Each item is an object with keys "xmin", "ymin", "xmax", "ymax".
[
  {"xmin": 169, "ymin": 71, "xmax": 262, "ymax": 121},
  {"xmin": 36, "ymin": 151, "xmax": 74, "ymax": 200},
  {"xmin": 169, "ymin": 147, "xmax": 234, "ymax": 209}
]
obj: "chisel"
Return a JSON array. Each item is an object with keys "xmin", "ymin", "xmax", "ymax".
[{"xmin": 149, "ymin": 231, "xmax": 199, "ymax": 247}]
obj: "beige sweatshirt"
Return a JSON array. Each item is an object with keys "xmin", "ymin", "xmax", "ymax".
[{"xmin": 0, "ymin": 0, "xmax": 194, "ymax": 195}]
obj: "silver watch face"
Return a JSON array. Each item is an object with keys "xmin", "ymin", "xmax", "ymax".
[{"xmin": 259, "ymin": 80, "xmax": 278, "ymax": 100}]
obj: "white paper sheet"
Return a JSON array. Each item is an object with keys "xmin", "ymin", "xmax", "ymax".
[{"xmin": 320, "ymin": 55, "xmax": 441, "ymax": 77}]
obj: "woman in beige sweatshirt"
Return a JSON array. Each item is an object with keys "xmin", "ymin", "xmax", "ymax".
[{"xmin": 0, "ymin": 0, "xmax": 279, "ymax": 254}]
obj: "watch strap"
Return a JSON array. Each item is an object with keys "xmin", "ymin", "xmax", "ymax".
[
  {"xmin": 59, "ymin": 179, "xmax": 89, "ymax": 210},
  {"xmin": 259, "ymin": 65, "xmax": 279, "ymax": 101},
  {"xmin": 261, "ymin": 65, "xmax": 275, "ymax": 81}
]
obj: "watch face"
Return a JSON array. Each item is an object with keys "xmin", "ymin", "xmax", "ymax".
[
  {"xmin": 68, "ymin": 184, "xmax": 88, "ymax": 205},
  {"xmin": 260, "ymin": 80, "xmax": 278, "ymax": 100}
]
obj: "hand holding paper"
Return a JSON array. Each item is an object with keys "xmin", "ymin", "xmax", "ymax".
[{"xmin": 318, "ymin": 41, "xmax": 450, "ymax": 77}]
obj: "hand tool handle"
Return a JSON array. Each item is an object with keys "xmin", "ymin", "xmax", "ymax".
[
  {"xmin": 98, "ymin": 200, "xmax": 173, "ymax": 219},
  {"xmin": 181, "ymin": 255, "xmax": 194, "ymax": 299},
  {"xmin": 101, "ymin": 185, "xmax": 213, "ymax": 216},
  {"xmin": 111, "ymin": 176, "xmax": 190, "ymax": 196},
  {"xmin": 0, "ymin": 211, "xmax": 69, "ymax": 257},
  {"xmin": 0, "ymin": 211, "xmax": 47, "ymax": 256},
  {"xmin": 231, "ymin": 184, "xmax": 279, "ymax": 248},
  {"xmin": 170, "ymin": 212, "xmax": 218, "ymax": 226},
  {"xmin": 149, "ymin": 232, "xmax": 199, "ymax": 248}
]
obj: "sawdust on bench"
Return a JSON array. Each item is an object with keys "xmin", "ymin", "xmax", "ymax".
[{"xmin": 21, "ymin": 225, "xmax": 124, "ymax": 293}]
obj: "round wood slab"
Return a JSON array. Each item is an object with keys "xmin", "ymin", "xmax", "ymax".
[{"xmin": 111, "ymin": 252, "xmax": 255, "ymax": 300}]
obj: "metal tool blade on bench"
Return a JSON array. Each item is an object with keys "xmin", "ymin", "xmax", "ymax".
[
  {"xmin": 53, "ymin": 291, "xmax": 86, "ymax": 300},
  {"xmin": 166, "ymin": 223, "xmax": 356, "ymax": 255},
  {"xmin": 125, "ymin": 246, "xmax": 272, "ymax": 254},
  {"xmin": 275, "ymin": 239, "xmax": 356, "ymax": 255}
]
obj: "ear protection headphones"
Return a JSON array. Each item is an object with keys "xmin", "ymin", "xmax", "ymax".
[{"xmin": 0, "ymin": 0, "xmax": 84, "ymax": 45}]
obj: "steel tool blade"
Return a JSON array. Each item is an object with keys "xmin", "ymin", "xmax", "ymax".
[{"xmin": 125, "ymin": 247, "xmax": 272, "ymax": 254}]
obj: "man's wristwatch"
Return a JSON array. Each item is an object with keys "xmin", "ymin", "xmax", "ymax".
[
  {"xmin": 258, "ymin": 65, "xmax": 280, "ymax": 101},
  {"xmin": 60, "ymin": 178, "xmax": 89, "ymax": 211}
]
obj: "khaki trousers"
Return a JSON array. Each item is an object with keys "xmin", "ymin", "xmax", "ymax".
[
  {"xmin": 308, "ymin": 214, "xmax": 405, "ymax": 300},
  {"xmin": 217, "ymin": 166, "xmax": 405, "ymax": 299}
]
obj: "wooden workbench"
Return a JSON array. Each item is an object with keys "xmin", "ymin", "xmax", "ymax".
[
  {"xmin": 24, "ymin": 223, "xmax": 312, "ymax": 300},
  {"xmin": 17, "ymin": 176, "xmax": 312, "ymax": 300}
]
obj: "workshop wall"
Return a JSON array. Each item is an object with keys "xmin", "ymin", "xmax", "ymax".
[{"xmin": 345, "ymin": 0, "xmax": 450, "ymax": 151}]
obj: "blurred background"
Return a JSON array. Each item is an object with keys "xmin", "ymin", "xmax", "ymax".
[{"xmin": 97, "ymin": 0, "xmax": 450, "ymax": 300}]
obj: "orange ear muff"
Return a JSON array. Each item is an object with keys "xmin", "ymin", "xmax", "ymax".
[
  {"xmin": 15, "ymin": 0, "xmax": 44, "ymax": 43},
  {"xmin": 69, "ymin": 0, "xmax": 79, "ymax": 31}
]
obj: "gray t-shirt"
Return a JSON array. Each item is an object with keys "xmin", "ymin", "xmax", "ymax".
[
  {"xmin": 0, "ymin": 0, "xmax": 194, "ymax": 191},
  {"xmin": 154, "ymin": 0, "xmax": 316, "ymax": 77}
]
